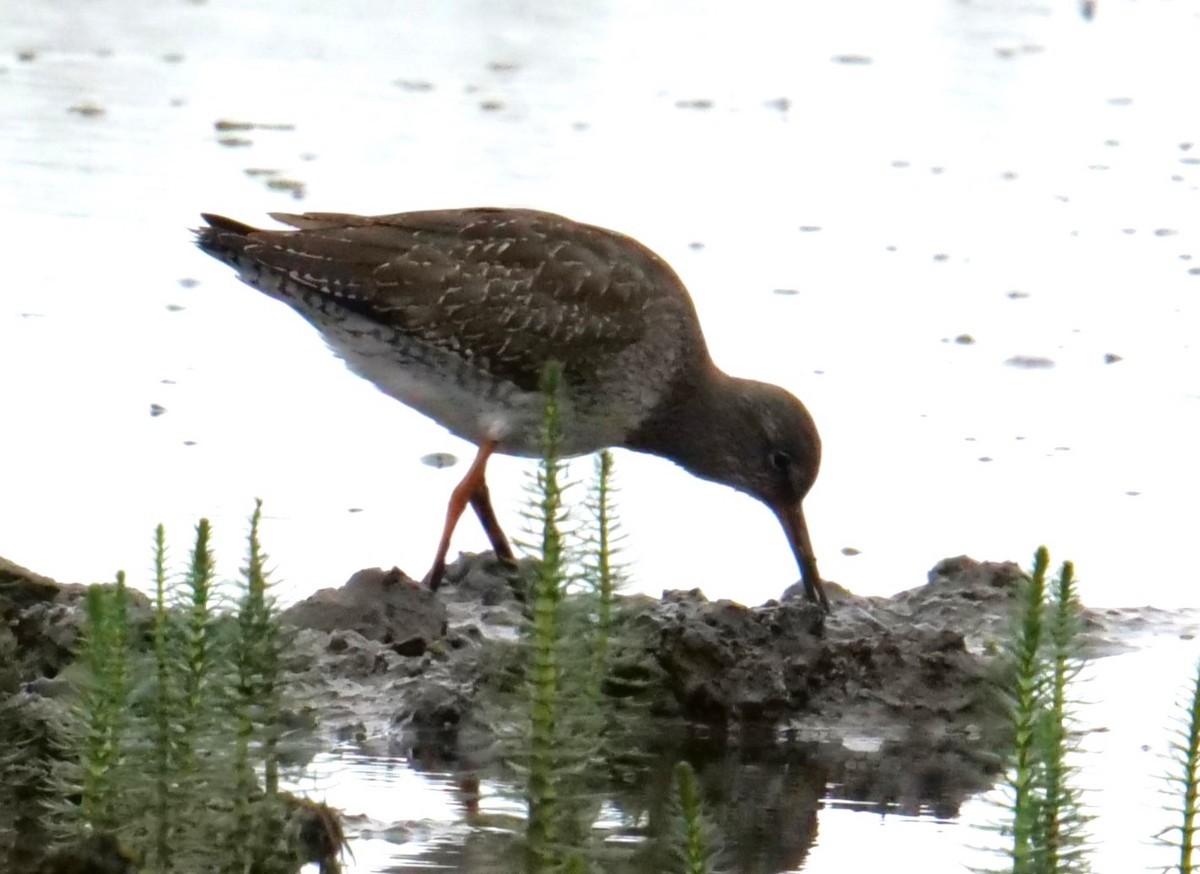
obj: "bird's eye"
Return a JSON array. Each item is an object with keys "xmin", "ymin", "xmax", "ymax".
[{"xmin": 770, "ymin": 450, "xmax": 792, "ymax": 472}]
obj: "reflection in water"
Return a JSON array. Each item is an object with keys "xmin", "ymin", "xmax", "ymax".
[{"xmin": 303, "ymin": 725, "xmax": 993, "ymax": 873}]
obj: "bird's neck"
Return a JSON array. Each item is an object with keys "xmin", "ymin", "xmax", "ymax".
[{"xmin": 623, "ymin": 364, "xmax": 746, "ymax": 486}]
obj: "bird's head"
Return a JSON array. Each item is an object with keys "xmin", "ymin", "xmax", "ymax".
[
  {"xmin": 710, "ymin": 379, "xmax": 828, "ymax": 610},
  {"xmin": 624, "ymin": 371, "xmax": 829, "ymax": 610}
]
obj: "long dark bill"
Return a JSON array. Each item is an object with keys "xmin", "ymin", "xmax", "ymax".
[{"xmin": 775, "ymin": 502, "xmax": 831, "ymax": 613}]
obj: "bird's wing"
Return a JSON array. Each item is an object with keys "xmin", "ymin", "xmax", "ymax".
[{"xmin": 200, "ymin": 208, "xmax": 689, "ymax": 392}]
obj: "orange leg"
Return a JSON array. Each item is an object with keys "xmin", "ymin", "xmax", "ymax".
[
  {"xmin": 468, "ymin": 479, "xmax": 515, "ymax": 563},
  {"xmin": 424, "ymin": 440, "xmax": 513, "ymax": 590}
]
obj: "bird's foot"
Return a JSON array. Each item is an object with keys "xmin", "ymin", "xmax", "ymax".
[{"xmin": 421, "ymin": 558, "xmax": 448, "ymax": 592}]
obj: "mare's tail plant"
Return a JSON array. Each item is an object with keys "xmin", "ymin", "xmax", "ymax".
[
  {"xmin": 224, "ymin": 499, "xmax": 292, "ymax": 873},
  {"xmin": 517, "ymin": 363, "xmax": 628, "ymax": 871},
  {"xmin": 581, "ymin": 449, "xmax": 627, "ymax": 701},
  {"xmin": 999, "ymin": 546, "xmax": 1088, "ymax": 874},
  {"xmin": 148, "ymin": 524, "xmax": 177, "ymax": 870},
  {"xmin": 77, "ymin": 572, "xmax": 133, "ymax": 835},
  {"xmin": 46, "ymin": 506, "xmax": 334, "ymax": 874},
  {"xmin": 522, "ymin": 361, "xmax": 572, "ymax": 871},
  {"xmin": 1158, "ymin": 658, "xmax": 1200, "ymax": 873},
  {"xmin": 176, "ymin": 518, "xmax": 221, "ymax": 782},
  {"xmin": 671, "ymin": 761, "xmax": 717, "ymax": 874}
]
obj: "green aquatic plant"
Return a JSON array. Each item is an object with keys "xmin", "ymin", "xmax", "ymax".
[
  {"xmin": 77, "ymin": 572, "xmax": 133, "ymax": 835},
  {"xmin": 224, "ymin": 499, "xmax": 291, "ymax": 873},
  {"xmin": 999, "ymin": 546, "xmax": 1088, "ymax": 874},
  {"xmin": 1159, "ymin": 658, "xmax": 1200, "ymax": 873},
  {"xmin": 516, "ymin": 364, "xmax": 643, "ymax": 871},
  {"xmin": 582, "ymin": 449, "xmax": 623, "ymax": 697},
  {"xmin": 149, "ymin": 524, "xmax": 177, "ymax": 870},
  {"xmin": 671, "ymin": 761, "xmax": 716, "ymax": 874},
  {"xmin": 523, "ymin": 361, "xmax": 571, "ymax": 871},
  {"xmin": 510, "ymin": 361, "xmax": 732, "ymax": 873},
  {"xmin": 47, "ymin": 506, "xmax": 337, "ymax": 874},
  {"xmin": 176, "ymin": 518, "xmax": 220, "ymax": 782}
]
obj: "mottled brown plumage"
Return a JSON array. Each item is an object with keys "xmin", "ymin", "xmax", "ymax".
[{"xmin": 195, "ymin": 208, "xmax": 829, "ymax": 610}]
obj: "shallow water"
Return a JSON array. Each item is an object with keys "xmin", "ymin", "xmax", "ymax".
[
  {"xmin": 2, "ymin": 0, "xmax": 1199, "ymax": 871},
  {"xmin": 278, "ymin": 630, "xmax": 1200, "ymax": 873}
]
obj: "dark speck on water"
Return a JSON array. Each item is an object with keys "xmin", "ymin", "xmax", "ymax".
[
  {"xmin": 421, "ymin": 452, "xmax": 458, "ymax": 469},
  {"xmin": 1005, "ymin": 355, "xmax": 1056, "ymax": 369},
  {"xmin": 69, "ymin": 103, "xmax": 105, "ymax": 117},
  {"xmin": 266, "ymin": 177, "xmax": 306, "ymax": 198},
  {"xmin": 214, "ymin": 119, "xmax": 295, "ymax": 132}
]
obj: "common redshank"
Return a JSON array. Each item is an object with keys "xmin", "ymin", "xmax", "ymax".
[{"xmin": 195, "ymin": 208, "xmax": 829, "ymax": 610}]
